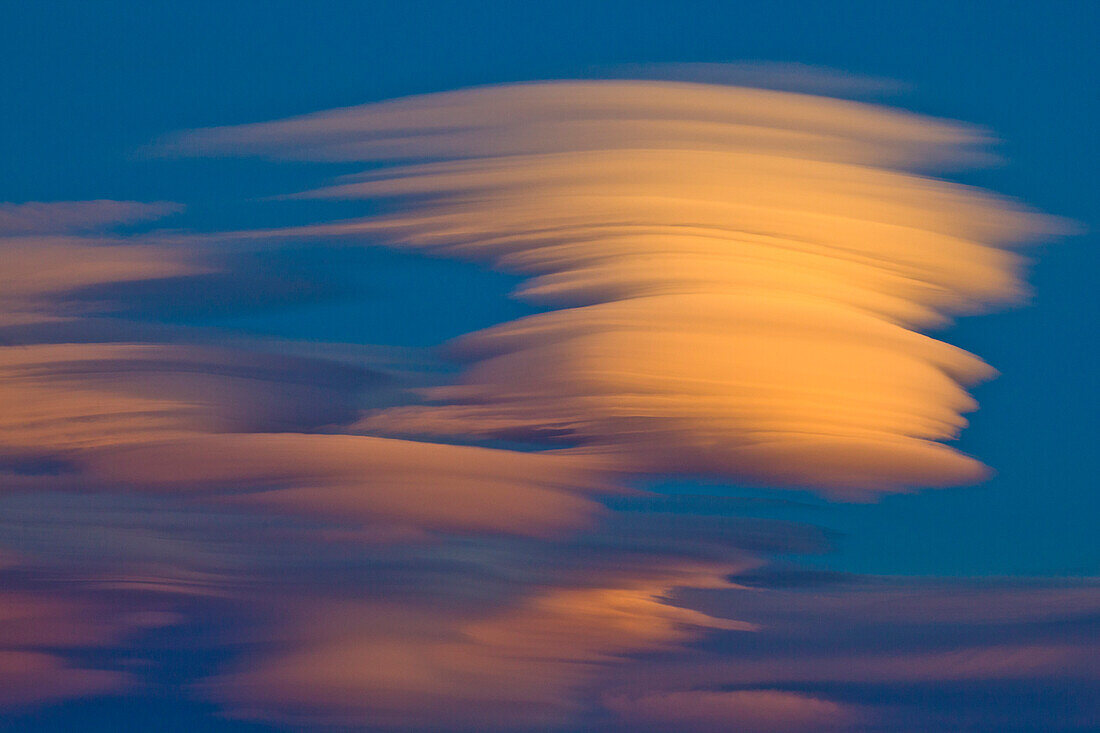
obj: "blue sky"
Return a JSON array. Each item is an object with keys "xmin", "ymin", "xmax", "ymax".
[{"xmin": 0, "ymin": 2, "xmax": 1097, "ymax": 730}]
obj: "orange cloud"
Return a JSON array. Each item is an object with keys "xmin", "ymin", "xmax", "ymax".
[
  {"xmin": 163, "ymin": 80, "xmax": 990, "ymax": 168},
  {"xmin": 205, "ymin": 567, "xmax": 751, "ymax": 730},
  {"xmin": 86, "ymin": 433, "xmax": 607, "ymax": 537},
  {"xmin": 0, "ymin": 199, "xmax": 611, "ymax": 539},
  {"xmin": 0, "ymin": 341, "xmax": 609, "ymax": 537},
  {"xmin": 0, "ymin": 200, "xmax": 180, "ymax": 235},
  {"xmin": 177, "ymin": 80, "xmax": 1063, "ymax": 495}
]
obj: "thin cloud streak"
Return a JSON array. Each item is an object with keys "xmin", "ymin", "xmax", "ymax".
[{"xmin": 161, "ymin": 80, "xmax": 992, "ymax": 169}]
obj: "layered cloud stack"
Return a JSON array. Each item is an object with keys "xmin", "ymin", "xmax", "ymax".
[
  {"xmin": 1, "ymin": 80, "xmax": 1088, "ymax": 731},
  {"xmin": 177, "ymin": 80, "xmax": 1058, "ymax": 494}
]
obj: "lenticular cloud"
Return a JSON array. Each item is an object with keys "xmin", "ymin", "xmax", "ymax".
[
  {"xmin": 176, "ymin": 80, "xmax": 1061, "ymax": 495},
  {"xmin": 0, "ymin": 79, "xmax": 1078, "ymax": 732}
]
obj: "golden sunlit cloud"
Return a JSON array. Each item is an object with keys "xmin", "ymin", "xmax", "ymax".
[{"xmin": 173, "ymin": 80, "xmax": 1065, "ymax": 495}]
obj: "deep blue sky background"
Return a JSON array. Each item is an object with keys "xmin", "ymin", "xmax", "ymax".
[{"xmin": 2, "ymin": 0, "xmax": 1096, "ymax": 581}]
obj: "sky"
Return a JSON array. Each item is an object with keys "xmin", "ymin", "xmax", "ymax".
[{"xmin": 0, "ymin": 2, "xmax": 1097, "ymax": 731}]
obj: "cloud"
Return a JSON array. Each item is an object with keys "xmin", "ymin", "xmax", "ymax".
[
  {"xmin": 603, "ymin": 689, "xmax": 861, "ymax": 732},
  {"xmin": 0, "ymin": 588, "xmax": 149, "ymax": 707},
  {"xmin": 173, "ymin": 80, "xmax": 1063, "ymax": 495},
  {"xmin": 203, "ymin": 567, "xmax": 751, "ymax": 730},
  {"xmin": 0, "ymin": 341, "xmax": 609, "ymax": 537},
  {"xmin": 0, "ymin": 197, "xmax": 619, "ymax": 722},
  {"xmin": 0, "ymin": 238, "xmax": 198, "ymax": 327},
  {"xmin": 86, "ymin": 433, "xmax": 608, "ymax": 537},
  {"xmin": 0, "ymin": 77, "xmax": 1078, "ymax": 731},
  {"xmin": 162, "ymin": 80, "xmax": 993, "ymax": 168},
  {"xmin": 0, "ymin": 200, "xmax": 181, "ymax": 235},
  {"xmin": 608, "ymin": 578, "xmax": 1100, "ymax": 731},
  {"xmin": 0, "ymin": 651, "xmax": 129, "ymax": 707},
  {"xmin": 0, "ymin": 201, "xmax": 611, "ymax": 540},
  {"xmin": 596, "ymin": 62, "xmax": 909, "ymax": 99}
]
